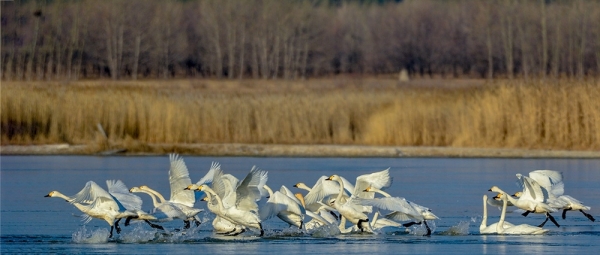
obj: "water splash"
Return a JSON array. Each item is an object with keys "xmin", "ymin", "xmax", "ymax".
[
  {"xmin": 71, "ymin": 226, "xmax": 109, "ymax": 243},
  {"xmin": 439, "ymin": 221, "xmax": 470, "ymax": 236},
  {"xmin": 310, "ymin": 223, "xmax": 341, "ymax": 238},
  {"xmin": 407, "ymin": 221, "xmax": 437, "ymax": 236}
]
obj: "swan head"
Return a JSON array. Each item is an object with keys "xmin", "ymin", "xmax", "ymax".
[
  {"xmin": 195, "ymin": 185, "xmax": 207, "ymax": 191},
  {"xmin": 293, "ymin": 182, "xmax": 306, "ymax": 188},
  {"xmin": 129, "ymin": 186, "xmax": 142, "ymax": 193},
  {"xmin": 185, "ymin": 184, "xmax": 198, "ymax": 190},
  {"xmin": 493, "ymin": 193, "xmax": 503, "ymax": 200},
  {"xmin": 512, "ymin": 191, "xmax": 523, "ymax": 198},
  {"xmin": 139, "ymin": 185, "xmax": 150, "ymax": 190},
  {"xmin": 44, "ymin": 191, "xmax": 56, "ymax": 197},
  {"xmin": 294, "ymin": 193, "xmax": 307, "ymax": 208},
  {"xmin": 488, "ymin": 186, "xmax": 501, "ymax": 192},
  {"xmin": 201, "ymin": 196, "xmax": 209, "ymax": 202},
  {"xmin": 325, "ymin": 175, "xmax": 340, "ymax": 181}
]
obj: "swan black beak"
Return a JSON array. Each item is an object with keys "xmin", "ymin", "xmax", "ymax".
[
  {"xmin": 44, "ymin": 194, "xmax": 50, "ymax": 197},
  {"xmin": 293, "ymin": 184, "xmax": 298, "ymax": 187},
  {"xmin": 487, "ymin": 189, "xmax": 492, "ymax": 192},
  {"xmin": 184, "ymin": 187, "xmax": 190, "ymax": 190}
]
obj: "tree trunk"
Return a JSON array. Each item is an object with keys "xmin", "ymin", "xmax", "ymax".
[{"xmin": 132, "ymin": 34, "xmax": 141, "ymax": 80}]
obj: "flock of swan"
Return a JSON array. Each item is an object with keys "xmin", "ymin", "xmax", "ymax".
[{"xmin": 45, "ymin": 154, "xmax": 594, "ymax": 239}]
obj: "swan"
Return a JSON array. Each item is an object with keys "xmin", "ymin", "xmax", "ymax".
[
  {"xmin": 46, "ymin": 181, "xmax": 138, "ymax": 238},
  {"xmin": 294, "ymin": 193, "xmax": 337, "ymax": 230},
  {"xmin": 195, "ymin": 166, "xmax": 268, "ymax": 236},
  {"xmin": 259, "ymin": 185, "xmax": 304, "ymax": 229},
  {"xmin": 201, "ymin": 193, "xmax": 245, "ymax": 235},
  {"xmin": 497, "ymin": 193, "xmax": 549, "ymax": 235},
  {"xmin": 525, "ymin": 170, "xmax": 595, "ymax": 222},
  {"xmin": 480, "ymin": 194, "xmax": 514, "ymax": 234},
  {"xmin": 293, "ymin": 179, "xmax": 341, "ymax": 220},
  {"xmin": 187, "ymin": 161, "xmax": 220, "ymax": 191},
  {"xmin": 129, "ymin": 186, "xmax": 186, "ymax": 230},
  {"xmin": 138, "ymin": 154, "xmax": 202, "ymax": 228},
  {"xmin": 324, "ymin": 169, "xmax": 392, "ymax": 233},
  {"xmin": 489, "ymin": 173, "xmax": 560, "ymax": 228},
  {"xmin": 359, "ymin": 186, "xmax": 435, "ymax": 235}
]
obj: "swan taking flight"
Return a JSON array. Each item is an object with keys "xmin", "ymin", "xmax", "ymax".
[
  {"xmin": 46, "ymin": 180, "xmax": 139, "ymax": 238},
  {"xmin": 524, "ymin": 170, "xmax": 595, "ymax": 222},
  {"xmin": 489, "ymin": 172, "xmax": 560, "ymax": 228},
  {"xmin": 194, "ymin": 166, "xmax": 268, "ymax": 236},
  {"xmin": 260, "ymin": 185, "xmax": 305, "ymax": 229},
  {"xmin": 358, "ymin": 186, "xmax": 436, "ymax": 236},
  {"xmin": 497, "ymin": 193, "xmax": 549, "ymax": 235},
  {"xmin": 324, "ymin": 169, "xmax": 392, "ymax": 233},
  {"xmin": 139, "ymin": 154, "xmax": 202, "ymax": 228}
]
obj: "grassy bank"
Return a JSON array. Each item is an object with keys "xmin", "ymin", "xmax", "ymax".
[{"xmin": 2, "ymin": 78, "xmax": 599, "ymax": 152}]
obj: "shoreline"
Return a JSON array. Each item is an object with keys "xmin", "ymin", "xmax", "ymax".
[{"xmin": 1, "ymin": 143, "xmax": 599, "ymax": 158}]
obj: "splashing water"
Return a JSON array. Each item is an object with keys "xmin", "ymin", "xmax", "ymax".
[
  {"xmin": 439, "ymin": 221, "xmax": 470, "ymax": 236},
  {"xmin": 407, "ymin": 221, "xmax": 437, "ymax": 236},
  {"xmin": 71, "ymin": 226, "xmax": 109, "ymax": 243}
]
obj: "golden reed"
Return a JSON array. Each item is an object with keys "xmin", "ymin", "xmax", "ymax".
[{"xmin": 2, "ymin": 79, "xmax": 599, "ymax": 151}]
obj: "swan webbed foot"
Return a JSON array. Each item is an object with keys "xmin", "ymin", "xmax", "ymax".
[
  {"xmin": 424, "ymin": 221, "xmax": 432, "ymax": 236},
  {"xmin": 580, "ymin": 210, "xmax": 596, "ymax": 222},
  {"xmin": 357, "ymin": 219, "xmax": 369, "ymax": 232},
  {"xmin": 184, "ymin": 220, "xmax": 191, "ymax": 229},
  {"xmin": 194, "ymin": 219, "xmax": 201, "ymax": 227}
]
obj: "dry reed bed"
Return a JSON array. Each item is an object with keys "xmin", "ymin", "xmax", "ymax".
[{"xmin": 2, "ymin": 79, "xmax": 599, "ymax": 151}]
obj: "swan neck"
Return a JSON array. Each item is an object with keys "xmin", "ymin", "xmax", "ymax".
[
  {"xmin": 138, "ymin": 190, "xmax": 160, "ymax": 207},
  {"xmin": 54, "ymin": 192, "xmax": 73, "ymax": 201},
  {"xmin": 373, "ymin": 188, "xmax": 391, "ymax": 198},
  {"xmin": 335, "ymin": 177, "xmax": 344, "ymax": 203},
  {"xmin": 143, "ymin": 187, "xmax": 167, "ymax": 203},
  {"xmin": 497, "ymin": 195, "xmax": 508, "ymax": 233},
  {"xmin": 263, "ymin": 185, "xmax": 274, "ymax": 197},
  {"xmin": 204, "ymin": 187, "xmax": 224, "ymax": 210},
  {"xmin": 481, "ymin": 195, "xmax": 487, "ymax": 229}
]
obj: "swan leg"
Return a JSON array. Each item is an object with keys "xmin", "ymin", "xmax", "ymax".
[
  {"xmin": 115, "ymin": 218, "xmax": 122, "ymax": 234},
  {"xmin": 184, "ymin": 220, "xmax": 191, "ymax": 229},
  {"xmin": 194, "ymin": 216, "xmax": 202, "ymax": 226},
  {"xmin": 109, "ymin": 225, "xmax": 114, "ymax": 238},
  {"xmin": 538, "ymin": 217, "xmax": 549, "ymax": 228},
  {"xmin": 580, "ymin": 210, "xmax": 596, "ymax": 222},
  {"xmin": 423, "ymin": 221, "xmax": 432, "ymax": 236},
  {"xmin": 259, "ymin": 223, "xmax": 264, "ymax": 237},
  {"xmin": 562, "ymin": 209, "xmax": 568, "ymax": 220},
  {"xmin": 522, "ymin": 210, "xmax": 532, "ymax": 217},
  {"xmin": 329, "ymin": 211, "xmax": 339, "ymax": 220},
  {"xmin": 402, "ymin": 222, "xmax": 419, "ymax": 228},
  {"xmin": 547, "ymin": 213, "xmax": 560, "ymax": 228},
  {"xmin": 299, "ymin": 221, "xmax": 304, "ymax": 230},
  {"xmin": 124, "ymin": 216, "xmax": 138, "ymax": 226},
  {"xmin": 144, "ymin": 220, "xmax": 165, "ymax": 230}
]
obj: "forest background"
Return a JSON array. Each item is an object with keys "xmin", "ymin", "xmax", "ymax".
[{"xmin": 2, "ymin": 0, "xmax": 600, "ymax": 155}]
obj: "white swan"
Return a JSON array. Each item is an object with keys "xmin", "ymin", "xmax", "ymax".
[
  {"xmin": 359, "ymin": 186, "xmax": 435, "ymax": 235},
  {"xmin": 294, "ymin": 193, "xmax": 337, "ymax": 230},
  {"xmin": 46, "ymin": 181, "xmax": 138, "ymax": 238},
  {"xmin": 489, "ymin": 173, "xmax": 560, "ymax": 228},
  {"xmin": 260, "ymin": 185, "xmax": 304, "ymax": 229},
  {"xmin": 480, "ymin": 194, "xmax": 514, "ymax": 234},
  {"xmin": 201, "ymin": 192, "xmax": 245, "ymax": 235},
  {"xmin": 195, "ymin": 166, "xmax": 268, "ymax": 236},
  {"xmin": 128, "ymin": 186, "xmax": 186, "ymax": 230},
  {"xmin": 324, "ymin": 169, "xmax": 392, "ymax": 233},
  {"xmin": 525, "ymin": 170, "xmax": 595, "ymax": 222},
  {"xmin": 497, "ymin": 193, "xmax": 549, "ymax": 235},
  {"xmin": 138, "ymin": 154, "xmax": 202, "ymax": 228}
]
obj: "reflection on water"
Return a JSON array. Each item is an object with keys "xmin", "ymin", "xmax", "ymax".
[{"xmin": 1, "ymin": 156, "xmax": 599, "ymax": 254}]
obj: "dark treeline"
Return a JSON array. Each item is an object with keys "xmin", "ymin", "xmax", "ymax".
[{"xmin": 2, "ymin": 0, "xmax": 599, "ymax": 81}]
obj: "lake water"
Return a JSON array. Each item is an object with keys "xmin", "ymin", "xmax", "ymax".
[{"xmin": 1, "ymin": 156, "xmax": 599, "ymax": 254}]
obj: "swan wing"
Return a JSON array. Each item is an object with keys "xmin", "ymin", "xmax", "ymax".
[
  {"xmin": 353, "ymin": 168, "xmax": 392, "ymax": 199},
  {"xmin": 195, "ymin": 161, "xmax": 219, "ymax": 186},
  {"xmin": 303, "ymin": 176, "xmax": 344, "ymax": 206},
  {"xmin": 70, "ymin": 181, "xmax": 97, "ymax": 204},
  {"xmin": 356, "ymin": 197, "xmax": 420, "ymax": 218},
  {"xmin": 385, "ymin": 211, "xmax": 413, "ymax": 222},
  {"xmin": 235, "ymin": 166, "xmax": 268, "ymax": 211},
  {"xmin": 516, "ymin": 174, "xmax": 546, "ymax": 202},
  {"xmin": 528, "ymin": 170, "xmax": 565, "ymax": 197},
  {"xmin": 168, "ymin": 154, "xmax": 195, "ymax": 207},
  {"xmin": 106, "ymin": 180, "xmax": 143, "ymax": 211}
]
